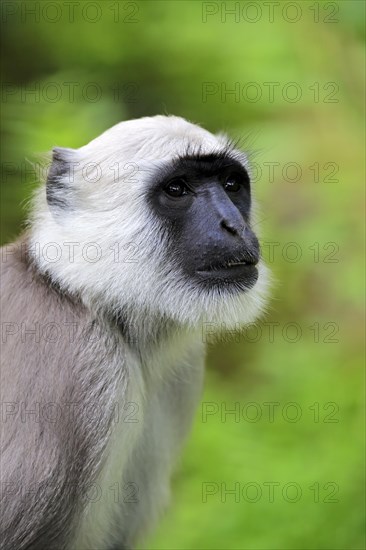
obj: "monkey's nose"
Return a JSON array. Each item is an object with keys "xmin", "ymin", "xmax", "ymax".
[{"xmin": 220, "ymin": 218, "xmax": 245, "ymax": 237}]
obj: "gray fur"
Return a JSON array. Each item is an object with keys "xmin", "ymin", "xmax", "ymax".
[
  {"xmin": 1, "ymin": 240, "xmax": 126, "ymax": 548},
  {"xmin": 0, "ymin": 238, "xmax": 204, "ymax": 549}
]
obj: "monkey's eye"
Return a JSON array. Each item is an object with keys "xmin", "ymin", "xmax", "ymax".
[
  {"xmin": 223, "ymin": 173, "xmax": 244, "ymax": 193},
  {"xmin": 164, "ymin": 179, "xmax": 189, "ymax": 198}
]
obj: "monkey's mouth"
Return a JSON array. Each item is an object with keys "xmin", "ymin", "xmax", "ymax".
[{"xmin": 196, "ymin": 257, "xmax": 258, "ymax": 285}]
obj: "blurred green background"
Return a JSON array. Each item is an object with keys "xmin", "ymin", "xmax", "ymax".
[{"xmin": 1, "ymin": 1, "xmax": 365, "ymax": 549}]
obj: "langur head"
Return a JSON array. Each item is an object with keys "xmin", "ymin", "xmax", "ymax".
[{"xmin": 30, "ymin": 115, "xmax": 269, "ymax": 329}]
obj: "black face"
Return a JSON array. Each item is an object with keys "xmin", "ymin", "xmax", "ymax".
[{"xmin": 149, "ymin": 152, "xmax": 260, "ymax": 292}]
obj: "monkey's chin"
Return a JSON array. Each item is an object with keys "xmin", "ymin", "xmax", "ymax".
[{"xmin": 175, "ymin": 261, "xmax": 270, "ymax": 330}]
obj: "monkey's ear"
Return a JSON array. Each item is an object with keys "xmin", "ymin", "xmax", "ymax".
[{"xmin": 46, "ymin": 147, "xmax": 77, "ymax": 211}]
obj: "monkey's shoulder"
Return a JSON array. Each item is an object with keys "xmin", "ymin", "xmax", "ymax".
[
  {"xmin": 0, "ymin": 237, "xmax": 124, "ymax": 399},
  {"xmin": 1, "ymin": 236, "xmax": 86, "ymax": 324}
]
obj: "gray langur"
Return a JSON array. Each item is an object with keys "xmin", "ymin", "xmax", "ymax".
[{"xmin": 0, "ymin": 115, "xmax": 269, "ymax": 549}]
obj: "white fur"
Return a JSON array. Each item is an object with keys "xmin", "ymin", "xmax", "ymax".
[{"xmin": 29, "ymin": 115, "xmax": 269, "ymax": 332}]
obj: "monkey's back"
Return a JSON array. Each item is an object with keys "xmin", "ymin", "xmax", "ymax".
[{"xmin": 0, "ymin": 238, "xmax": 126, "ymax": 549}]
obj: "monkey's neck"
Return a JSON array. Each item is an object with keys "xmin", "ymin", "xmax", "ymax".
[
  {"xmin": 22, "ymin": 234, "xmax": 197, "ymax": 354},
  {"xmin": 108, "ymin": 305, "xmax": 194, "ymax": 353}
]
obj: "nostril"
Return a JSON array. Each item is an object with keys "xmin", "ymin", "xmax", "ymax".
[{"xmin": 220, "ymin": 219, "xmax": 243, "ymax": 237}]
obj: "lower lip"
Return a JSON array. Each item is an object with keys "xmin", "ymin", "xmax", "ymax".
[{"xmin": 196, "ymin": 263, "xmax": 258, "ymax": 282}]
